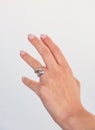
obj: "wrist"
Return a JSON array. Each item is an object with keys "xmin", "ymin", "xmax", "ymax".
[{"xmin": 60, "ymin": 107, "xmax": 95, "ymax": 130}]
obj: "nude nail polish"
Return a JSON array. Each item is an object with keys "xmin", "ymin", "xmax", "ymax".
[
  {"xmin": 20, "ymin": 50, "xmax": 26, "ymax": 56},
  {"xmin": 28, "ymin": 34, "xmax": 35, "ymax": 40},
  {"xmin": 40, "ymin": 34, "xmax": 47, "ymax": 39}
]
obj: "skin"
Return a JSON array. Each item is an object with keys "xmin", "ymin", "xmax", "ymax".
[{"xmin": 20, "ymin": 34, "xmax": 95, "ymax": 130}]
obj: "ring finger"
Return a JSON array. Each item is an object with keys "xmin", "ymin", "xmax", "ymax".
[{"xmin": 20, "ymin": 50, "xmax": 43, "ymax": 70}]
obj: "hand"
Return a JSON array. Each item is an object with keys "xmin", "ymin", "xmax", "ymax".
[{"xmin": 20, "ymin": 34, "xmax": 95, "ymax": 130}]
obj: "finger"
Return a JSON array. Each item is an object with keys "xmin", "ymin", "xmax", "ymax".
[
  {"xmin": 40, "ymin": 34, "xmax": 69, "ymax": 67},
  {"xmin": 22, "ymin": 77, "xmax": 39, "ymax": 94},
  {"xmin": 75, "ymin": 78, "xmax": 80, "ymax": 88},
  {"xmin": 20, "ymin": 50, "xmax": 42, "ymax": 69},
  {"xmin": 28, "ymin": 34, "xmax": 57, "ymax": 69}
]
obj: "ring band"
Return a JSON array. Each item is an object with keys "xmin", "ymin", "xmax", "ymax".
[{"xmin": 34, "ymin": 67, "xmax": 44, "ymax": 77}]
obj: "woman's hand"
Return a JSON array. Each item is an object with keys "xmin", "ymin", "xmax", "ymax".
[{"xmin": 20, "ymin": 34, "xmax": 95, "ymax": 130}]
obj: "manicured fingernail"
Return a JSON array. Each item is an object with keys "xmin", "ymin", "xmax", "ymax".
[
  {"xmin": 20, "ymin": 50, "xmax": 26, "ymax": 56},
  {"xmin": 28, "ymin": 34, "xmax": 35, "ymax": 40},
  {"xmin": 22, "ymin": 76, "xmax": 25, "ymax": 81},
  {"xmin": 40, "ymin": 34, "xmax": 47, "ymax": 39}
]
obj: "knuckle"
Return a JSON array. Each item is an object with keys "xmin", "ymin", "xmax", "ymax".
[
  {"xmin": 53, "ymin": 45, "xmax": 60, "ymax": 54},
  {"xmin": 41, "ymin": 47, "xmax": 50, "ymax": 55},
  {"xmin": 77, "ymin": 80, "xmax": 80, "ymax": 86},
  {"xmin": 27, "ymin": 80, "xmax": 32, "ymax": 87},
  {"xmin": 38, "ymin": 86, "xmax": 48, "ymax": 98}
]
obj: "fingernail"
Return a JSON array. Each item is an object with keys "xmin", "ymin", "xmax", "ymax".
[
  {"xmin": 22, "ymin": 76, "xmax": 25, "ymax": 81},
  {"xmin": 20, "ymin": 50, "xmax": 26, "ymax": 56},
  {"xmin": 28, "ymin": 34, "xmax": 35, "ymax": 40},
  {"xmin": 40, "ymin": 34, "xmax": 47, "ymax": 39}
]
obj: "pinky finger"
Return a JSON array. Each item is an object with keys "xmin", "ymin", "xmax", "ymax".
[{"xmin": 22, "ymin": 77, "xmax": 39, "ymax": 94}]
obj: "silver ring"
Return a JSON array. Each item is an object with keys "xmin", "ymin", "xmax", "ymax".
[{"xmin": 34, "ymin": 67, "xmax": 44, "ymax": 77}]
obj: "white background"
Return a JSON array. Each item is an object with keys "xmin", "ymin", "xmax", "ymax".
[{"xmin": 0, "ymin": 0, "xmax": 95, "ymax": 130}]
